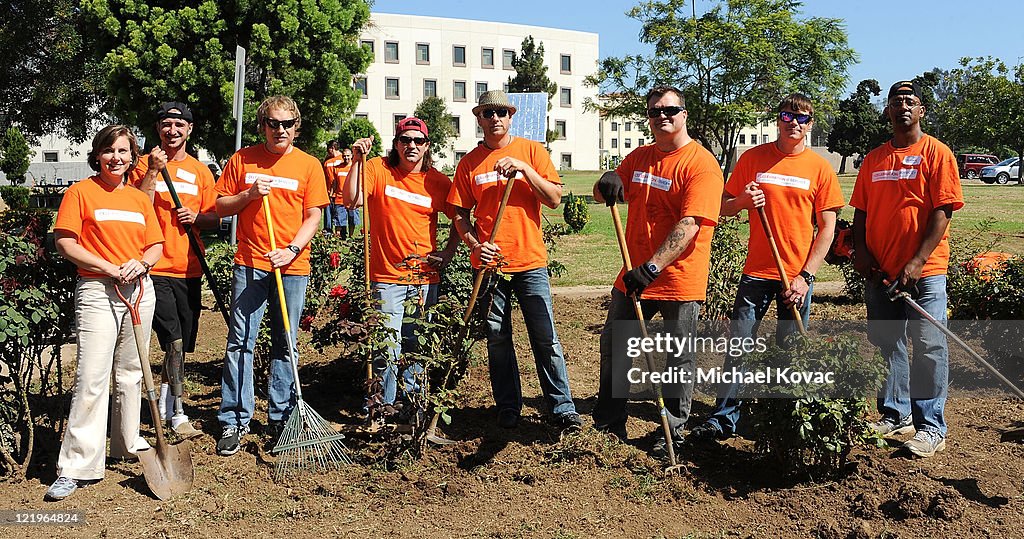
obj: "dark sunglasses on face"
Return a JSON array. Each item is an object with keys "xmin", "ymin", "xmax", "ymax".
[
  {"xmin": 263, "ymin": 117, "xmax": 298, "ymax": 130},
  {"xmin": 481, "ymin": 108, "xmax": 510, "ymax": 119},
  {"xmin": 398, "ymin": 135, "xmax": 429, "ymax": 145},
  {"xmin": 778, "ymin": 111, "xmax": 813, "ymax": 125},
  {"xmin": 646, "ymin": 106, "xmax": 685, "ymax": 118}
]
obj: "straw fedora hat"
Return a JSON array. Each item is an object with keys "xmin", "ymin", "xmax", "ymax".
[{"xmin": 472, "ymin": 90, "xmax": 518, "ymax": 116}]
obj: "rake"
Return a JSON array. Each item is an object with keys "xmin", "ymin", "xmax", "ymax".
[{"xmin": 261, "ymin": 195, "xmax": 352, "ymax": 478}]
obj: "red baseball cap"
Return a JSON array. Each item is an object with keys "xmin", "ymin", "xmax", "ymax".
[{"xmin": 396, "ymin": 117, "xmax": 429, "ymax": 139}]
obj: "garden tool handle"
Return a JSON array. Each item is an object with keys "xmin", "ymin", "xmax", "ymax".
[
  {"xmin": 261, "ymin": 196, "xmax": 292, "ymax": 337},
  {"xmin": 755, "ymin": 206, "xmax": 806, "ymax": 335},
  {"xmin": 115, "ymin": 279, "xmax": 168, "ymax": 448},
  {"xmin": 460, "ymin": 173, "xmax": 518, "ymax": 325},
  {"xmin": 114, "ymin": 278, "xmax": 145, "ymax": 326}
]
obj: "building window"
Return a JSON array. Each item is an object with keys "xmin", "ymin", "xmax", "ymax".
[
  {"xmin": 560, "ymin": 54, "xmax": 571, "ymax": 74},
  {"xmin": 416, "ymin": 43, "xmax": 430, "ymax": 64},
  {"xmin": 453, "ymin": 80, "xmax": 467, "ymax": 102},
  {"xmin": 451, "ymin": 116, "xmax": 460, "ymax": 135},
  {"xmin": 611, "ymin": 138, "xmax": 618, "ymax": 148},
  {"xmin": 481, "ymin": 47, "xmax": 494, "ymax": 68},
  {"xmin": 354, "ymin": 77, "xmax": 367, "ymax": 98},
  {"xmin": 624, "ymin": 138, "xmax": 632, "ymax": 149},
  {"xmin": 503, "ymin": 82, "xmax": 509, "ymax": 93},
  {"xmin": 763, "ymin": 134, "xmax": 770, "ymax": 144},
  {"xmin": 423, "ymin": 79, "xmax": 437, "ymax": 98},
  {"xmin": 385, "ymin": 77, "xmax": 399, "ymax": 99},
  {"xmin": 355, "ymin": 113, "xmax": 368, "ymax": 120},
  {"xmin": 560, "ymin": 87, "xmax": 572, "ymax": 107},
  {"xmin": 625, "ymin": 122, "xmax": 632, "ymax": 131},
  {"xmin": 502, "ymin": 49, "xmax": 515, "ymax": 70},
  {"xmin": 555, "ymin": 120, "xmax": 566, "ymax": 140},
  {"xmin": 361, "ymin": 40, "xmax": 375, "ymax": 58},
  {"xmin": 453, "ymin": 45, "xmax": 466, "ymax": 66},
  {"xmin": 393, "ymin": 114, "xmax": 406, "ymax": 129},
  {"xmin": 560, "ymin": 153, "xmax": 572, "ymax": 169},
  {"xmin": 638, "ymin": 138, "xmax": 645, "ymax": 146},
  {"xmin": 384, "ymin": 41, "xmax": 399, "ymax": 63},
  {"xmin": 455, "ymin": 151, "xmax": 467, "ymax": 162},
  {"xmin": 611, "ymin": 122, "xmax": 618, "ymax": 131},
  {"xmin": 43, "ymin": 151, "xmax": 59, "ymax": 163},
  {"xmin": 475, "ymin": 82, "xmax": 488, "ymax": 101},
  {"xmin": 739, "ymin": 134, "xmax": 746, "ymax": 145},
  {"xmin": 476, "ymin": 124, "xmax": 484, "ymax": 137}
]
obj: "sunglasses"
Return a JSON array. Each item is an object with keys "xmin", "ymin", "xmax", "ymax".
[
  {"xmin": 887, "ymin": 97, "xmax": 922, "ymax": 108},
  {"xmin": 398, "ymin": 135, "xmax": 429, "ymax": 145},
  {"xmin": 778, "ymin": 111, "xmax": 813, "ymax": 125},
  {"xmin": 480, "ymin": 108, "xmax": 510, "ymax": 119},
  {"xmin": 646, "ymin": 106, "xmax": 685, "ymax": 118},
  {"xmin": 263, "ymin": 117, "xmax": 298, "ymax": 129}
]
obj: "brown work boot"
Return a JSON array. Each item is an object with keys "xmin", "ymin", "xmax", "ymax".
[{"xmin": 170, "ymin": 417, "xmax": 203, "ymax": 440}]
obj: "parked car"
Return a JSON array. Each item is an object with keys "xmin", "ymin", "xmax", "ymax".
[
  {"xmin": 979, "ymin": 157, "xmax": 1021, "ymax": 185},
  {"xmin": 957, "ymin": 153, "xmax": 999, "ymax": 179}
]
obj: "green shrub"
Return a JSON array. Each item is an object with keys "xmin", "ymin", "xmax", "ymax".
[
  {"xmin": 0, "ymin": 186, "xmax": 31, "ymax": 210},
  {"xmin": 742, "ymin": 335, "xmax": 887, "ymax": 479},
  {"xmin": 562, "ymin": 192, "xmax": 589, "ymax": 233},
  {"xmin": 703, "ymin": 216, "xmax": 746, "ymax": 327}
]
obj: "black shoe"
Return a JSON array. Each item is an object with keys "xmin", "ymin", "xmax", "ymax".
[
  {"xmin": 498, "ymin": 408, "xmax": 520, "ymax": 429},
  {"xmin": 651, "ymin": 433, "xmax": 685, "ymax": 460},
  {"xmin": 688, "ymin": 422, "xmax": 725, "ymax": 445},
  {"xmin": 554, "ymin": 412, "xmax": 583, "ymax": 433},
  {"xmin": 217, "ymin": 425, "xmax": 248, "ymax": 456}
]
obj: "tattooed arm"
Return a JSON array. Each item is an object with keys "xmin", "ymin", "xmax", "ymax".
[{"xmin": 648, "ymin": 216, "xmax": 701, "ymax": 269}]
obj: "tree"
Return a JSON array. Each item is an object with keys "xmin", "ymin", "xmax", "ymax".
[
  {"xmin": 0, "ymin": 1, "xmax": 108, "ymax": 143},
  {"xmin": 508, "ymin": 35, "xmax": 559, "ymax": 144},
  {"xmin": 79, "ymin": 0, "xmax": 373, "ymax": 161},
  {"xmin": 337, "ymin": 118, "xmax": 383, "ymax": 159},
  {"xmin": 0, "ymin": 127, "xmax": 33, "ymax": 185},
  {"xmin": 934, "ymin": 57, "xmax": 1024, "ymax": 181},
  {"xmin": 826, "ymin": 79, "xmax": 888, "ymax": 174},
  {"xmin": 585, "ymin": 0, "xmax": 856, "ymax": 170},
  {"xmin": 413, "ymin": 97, "xmax": 457, "ymax": 160}
]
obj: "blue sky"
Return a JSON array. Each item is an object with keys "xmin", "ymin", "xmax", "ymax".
[{"xmin": 369, "ymin": 0, "xmax": 1024, "ymax": 95}]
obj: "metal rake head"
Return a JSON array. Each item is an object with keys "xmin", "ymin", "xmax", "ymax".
[{"xmin": 272, "ymin": 402, "xmax": 353, "ymax": 480}]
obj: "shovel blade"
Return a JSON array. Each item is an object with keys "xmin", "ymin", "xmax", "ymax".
[{"xmin": 137, "ymin": 439, "xmax": 194, "ymax": 500}]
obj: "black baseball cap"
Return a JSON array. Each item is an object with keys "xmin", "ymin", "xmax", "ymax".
[
  {"xmin": 887, "ymin": 81, "xmax": 923, "ymax": 102},
  {"xmin": 156, "ymin": 102, "xmax": 194, "ymax": 123}
]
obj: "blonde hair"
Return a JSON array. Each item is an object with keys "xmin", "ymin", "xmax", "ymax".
[{"xmin": 256, "ymin": 95, "xmax": 302, "ymax": 129}]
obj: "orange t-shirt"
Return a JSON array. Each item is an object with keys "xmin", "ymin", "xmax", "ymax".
[
  {"xmin": 448, "ymin": 137, "xmax": 560, "ymax": 272},
  {"xmin": 725, "ymin": 144, "xmax": 845, "ymax": 281},
  {"xmin": 850, "ymin": 135, "xmax": 964, "ymax": 280},
  {"xmin": 324, "ymin": 157, "xmax": 350, "ymax": 204},
  {"xmin": 214, "ymin": 145, "xmax": 330, "ymax": 276},
  {"xmin": 55, "ymin": 177, "xmax": 164, "ymax": 278},
  {"xmin": 612, "ymin": 141, "xmax": 723, "ymax": 301},
  {"xmin": 129, "ymin": 154, "xmax": 217, "ymax": 278},
  {"xmin": 363, "ymin": 157, "xmax": 453, "ymax": 284}
]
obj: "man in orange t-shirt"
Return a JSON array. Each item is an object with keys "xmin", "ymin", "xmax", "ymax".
[
  {"xmin": 851, "ymin": 81, "xmax": 963, "ymax": 458},
  {"xmin": 592, "ymin": 85, "xmax": 723, "ymax": 457},
  {"xmin": 448, "ymin": 90, "xmax": 581, "ymax": 433},
  {"xmin": 346, "ymin": 117, "xmax": 460, "ymax": 419},
  {"xmin": 323, "ymin": 141, "xmax": 358, "ymax": 238},
  {"xmin": 690, "ymin": 94, "xmax": 844, "ymax": 444},
  {"xmin": 130, "ymin": 102, "xmax": 217, "ymax": 439},
  {"xmin": 213, "ymin": 95, "xmax": 330, "ymax": 456}
]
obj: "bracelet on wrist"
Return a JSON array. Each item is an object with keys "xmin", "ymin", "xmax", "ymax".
[{"xmin": 140, "ymin": 260, "xmax": 153, "ymax": 273}]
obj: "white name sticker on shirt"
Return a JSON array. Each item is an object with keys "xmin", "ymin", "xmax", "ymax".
[
  {"xmin": 474, "ymin": 171, "xmax": 523, "ymax": 185},
  {"xmin": 384, "ymin": 185, "xmax": 433, "ymax": 208},
  {"xmin": 155, "ymin": 181, "xmax": 199, "ymax": 196},
  {"xmin": 95, "ymin": 209, "xmax": 146, "ymax": 225},
  {"xmin": 755, "ymin": 172, "xmax": 811, "ymax": 190},
  {"xmin": 631, "ymin": 171, "xmax": 672, "ymax": 192},
  {"xmin": 336, "ymin": 171, "xmax": 349, "ymax": 179},
  {"xmin": 175, "ymin": 168, "xmax": 197, "ymax": 183},
  {"xmin": 871, "ymin": 169, "xmax": 918, "ymax": 182},
  {"xmin": 244, "ymin": 173, "xmax": 299, "ymax": 192},
  {"xmin": 902, "ymin": 155, "xmax": 923, "ymax": 166}
]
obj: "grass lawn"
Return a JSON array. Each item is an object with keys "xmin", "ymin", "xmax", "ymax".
[{"xmin": 546, "ymin": 171, "xmax": 1024, "ymax": 287}]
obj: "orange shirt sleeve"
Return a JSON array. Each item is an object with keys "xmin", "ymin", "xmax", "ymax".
[
  {"xmin": 448, "ymin": 159, "xmax": 476, "ymax": 210},
  {"xmin": 680, "ymin": 155, "xmax": 725, "ymax": 224}
]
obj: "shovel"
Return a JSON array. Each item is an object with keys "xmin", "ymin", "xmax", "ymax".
[{"xmin": 115, "ymin": 279, "xmax": 194, "ymax": 500}]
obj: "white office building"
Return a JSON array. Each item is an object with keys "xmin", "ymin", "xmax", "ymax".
[{"xmin": 355, "ymin": 13, "xmax": 601, "ymax": 171}]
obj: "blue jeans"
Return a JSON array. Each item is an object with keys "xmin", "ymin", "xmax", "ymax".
[
  {"xmin": 329, "ymin": 203, "xmax": 361, "ymax": 228},
  {"xmin": 592, "ymin": 288, "xmax": 700, "ymax": 435},
  {"xmin": 865, "ymin": 275, "xmax": 948, "ymax": 436},
  {"xmin": 372, "ymin": 282, "xmax": 438, "ymax": 405},
  {"xmin": 705, "ymin": 274, "xmax": 812, "ymax": 436},
  {"xmin": 484, "ymin": 268, "xmax": 576, "ymax": 416},
  {"xmin": 219, "ymin": 265, "xmax": 309, "ymax": 428}
]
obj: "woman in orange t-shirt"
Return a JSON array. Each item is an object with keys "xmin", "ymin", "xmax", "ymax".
[{"xmin": 45, "ymin": 125, "xmax": 164, "ymax": 501}]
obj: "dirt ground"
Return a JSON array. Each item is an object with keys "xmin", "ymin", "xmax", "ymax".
[{"xmin": 2, "ymin": 288, "xmax": 1023, "ymax": 538}]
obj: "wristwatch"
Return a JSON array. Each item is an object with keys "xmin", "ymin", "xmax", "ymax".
[
  {"xmin": 645, "ymin": 262, "xmax": 661, "ymax": 276},
  {"xmin": 286, "ymin": 244, "xmax": 301, "ymax": 256},
  {"xmin": 798, "ymin": 270, "xmax": 815, "ymax": 283},
  {"xmin": 140, "ymin": 260, "xmax": 153, "ymax": 274}
]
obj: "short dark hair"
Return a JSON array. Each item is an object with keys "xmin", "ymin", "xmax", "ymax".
[
  {"xmin": 645, "ymin": 86, "xmax": 686, "ymax": 108},
  {"xmin": 326, "ymin": 139, "xmax": 340, "ymax": 151},
  {"xmin": 777, "ymin": 93, "xmax": 814, "ymax": 115},
  {"xmin": 88, "ymin": 125, "xmax": 140, "ymax": 178}
]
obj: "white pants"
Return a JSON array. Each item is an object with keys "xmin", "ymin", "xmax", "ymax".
[{"xmin": 56, "ymin": 277, "xmax": 155, "ymax": 480}]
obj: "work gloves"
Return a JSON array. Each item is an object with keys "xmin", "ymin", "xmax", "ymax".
[
  {"xmin": 623, "ymin": 263, "xmax": 659, "ymax": 297},
  {"xmin": 596, "ymin": 173, "xmax": 624, "ymax": 206}
]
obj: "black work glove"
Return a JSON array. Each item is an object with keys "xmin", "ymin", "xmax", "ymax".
[
  {"xmin": 596, "ymin": 173, "xmax": 624, "ymax": 206},
  {"xmin": 623, "ymin": 263, "xmax": 659, "ymax": 297}
]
